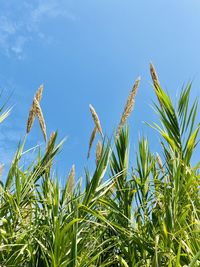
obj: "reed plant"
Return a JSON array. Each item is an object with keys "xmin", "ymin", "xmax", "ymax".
[{"xmin": 0, "ymin": 65, "xmax": 199, "ymax": 266}]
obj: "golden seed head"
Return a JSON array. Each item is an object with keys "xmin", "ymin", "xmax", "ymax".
[
  {"xmin": 34, "ymin": 98, "xmax": 47, "ymax": 142},
  {"xmin": 26, "ymin": 100, "xmax": 37, "ymax": 133},
  {"xmin": 96, "ymin": 140, "xmax": 103, "ymax": 165},
  {"xmin": 156, "ymin": 153, "xmax": 163, "ymax": 170},
  {"xmin": 89, "ymin": 104, "xmax": 104, "ymax": 138},
  {"xmin": 116, "ymin": 77, "xmax": 140, "ymax": 137},
  {"xmin": 67, "ymin": 164, "xmax": 75, "ymax": 194},
  {"xmin": 87, "ymin": 126, "xmax": 97, "ymax": 158},
  {"xmin": 47, "ymin": 131, "xmax": 56, "ymax": 151},
  {"xmin": 26, "ymin": 85, "xmax": 44, "ymax": 134},
  {"xmin": 150, "ymin": 63, "xmax": 159, "ymax": 87},
  {"xmin": 35, "ymin": 84, "xmax": 44, "ymax": 102}
]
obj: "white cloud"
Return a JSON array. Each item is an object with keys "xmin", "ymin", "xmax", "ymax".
[
  {"xmin": 0, "ymin": 16, "xmax": 16, "ymax": 34},
  {"xmin": 11, "ymin": 36, "xmax": 27, "ymax": 59},
  {"xmin": 0, "ymin": 0, "xmax": 76, "ymax": 59},
  {"xmin": 31, "ymin": 1, "xmax": 76, "ymax": 22}
]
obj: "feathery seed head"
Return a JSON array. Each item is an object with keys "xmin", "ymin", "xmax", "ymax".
[
  {"xmin": 67, "ymin": 164, "xmax": 75, "ymax": 194},
  {"xmin": 116, "ymin": 77, "xmax": 140, "ymax": 137},
  {"xmin": 89, "ymin": 104, "xmax": 104, "ymax": 138},
  {"xmin": 26, "ymin": 100, "xmax": 37, "ymax": 133},
  {"xmin": 87, "ymin": 126, "xmax": 97, "ymax": 158},
  {"xmin": 35, "ymin": 84, "xmax": 44, "ymax": 102},
  {"xmin": 47, "ymin": 131, "xmax": 56, "ymax": 151},
  {"xmin": 150, "ymin": 63, "xmax": 159, "ymax": 87},
  {"xmin": 150, "ymin": 63, "xmax": 164, "ymax": 107},
  {"xmin": 96, "ymin": 140, "xmax": 102, "ymax": 165},
  {"xmin": 26, "ymin": 85, "xmax": 44, "ymax": 134},
  {"xmin": 34, "ymin": 98, "xmax": 47, "ymax": 142},
  {"xmin": 156, "ymin": 153, "xmax": 163, "ymax": 170}
]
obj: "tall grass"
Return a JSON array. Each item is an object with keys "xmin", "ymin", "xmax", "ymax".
[{"xmin": 0, "ymin": 65, "xmax": 199, "ymax": 267}]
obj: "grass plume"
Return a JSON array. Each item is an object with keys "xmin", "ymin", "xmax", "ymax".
[
  {"xmin": 67, "ymin": 164, "xmax": 75, "ymax": 194},
  {"xmin": 26, "ymin": 100, "xmax": 37, "ymax": 133},
  {"xmin": 26, "ymin": 85, "xmax": 46, "ymax": 141},
  {"xmin": 47, "ymin": 131, "xmax": 56, "ymax": 150},
  {"xmin": 34, "ymin": 98, "xmax": 47, "ymax": 141},
  {"xmin": 96, "ymin": 140, "xmax": 102, "ymax": 165},
  {"xmin": 35, "ymin": 84, "xmax": 44, "ymax": 102},
  {"xmin": 89, "ymin": 104, "xmax": 104, "ymax": 138},
  {"xmin": 150, "ymin": 63, "xmax": 159, "ymax": 87},
  {"xmin": 116, "ymin": 77, "xmax": 140, "ymax": 137},
  {"xmin": 156, "ymin": 152, "xmax": 163, "ymax": 170},
  {"xmin": 87, "ymin": 126, "xmax": 97, "ymax": 158}
]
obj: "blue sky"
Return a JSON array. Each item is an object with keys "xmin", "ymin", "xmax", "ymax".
[{"xmin": 0, "ymin": 0, "xmax": 199, "ymax": 179}]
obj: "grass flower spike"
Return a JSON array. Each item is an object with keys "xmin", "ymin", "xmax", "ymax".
[
  {"xmin": 116, "ymin": 76, "xmax": 140, "ymax": 137},
  {"xmin": 89, "ymin": 104, "xmax": 104, "ymax": 138}
]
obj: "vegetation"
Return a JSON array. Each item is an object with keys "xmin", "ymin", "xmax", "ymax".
[{"xmin": 0, "ymin": 65, "xmax": 199, "ymax": 266}]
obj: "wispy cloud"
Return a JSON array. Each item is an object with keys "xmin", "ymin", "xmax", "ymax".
[
  {"xmin": 0, "ymin": 0, "xmax": 76, "ymax": 59},
  {"xmin": 31, "ymin": 1, "xmax": 76, "ymax": 22}
]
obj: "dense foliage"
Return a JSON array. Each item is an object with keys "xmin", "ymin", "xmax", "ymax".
[{"xmin": 0, "ymin": 69, "xmax": 199, "ymax": 266}]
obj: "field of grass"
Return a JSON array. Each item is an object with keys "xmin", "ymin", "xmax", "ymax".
[{"xmin": 0, "ymin": 65, "xmax": 199, "ymax": 266}]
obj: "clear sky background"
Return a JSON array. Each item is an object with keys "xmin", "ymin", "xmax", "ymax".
[{"xmin": 0, "ymin": 0, "xmax": 199, "ymax": 180}]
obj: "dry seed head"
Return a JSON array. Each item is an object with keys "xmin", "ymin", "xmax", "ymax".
[
  {"xmin": 47, "ymin": 131, "xmax": 56, "ymax": 151},
  {"xmin": 89, "ymin": 104, "xmax": 104, "ymax": 138},
  {"xmin": 156, "ymin": 153, "xmax": 163, "ymax": 170},
  {"xmin": 96, "ymin": 140, "xmax": 102, "ymax": 165},
  {"xmin": 35, "ymin": 84, "xmax": 44, "ymax": 102},
  {"xmin": 26, "ymin": 100, "xmax": 37, "ymax": 133},
  {"xmin": 67, "ymin": 164, "xmax": 75, "ymax": 194},
  {"xmin": 26, "ymin": 84, "xmax": 44, "ymax": 134},
  {"xmin": 34, "ymin": 98, "xmax": 47, "ymax": 141},
  {"xmin": 150, "ymin": 63, "xmax": 159, "ymax": 87},
  {"xmin": 116, "ymin": 77, "xmax": 140, "ymax": 137},
  {"xmin": 150, "ymin": 63, "xmax": 164, "ymax": 107},
  {"xmin": 87, "ymin": 126, "xmax": 97, "ymax": 158},
  {"xmin": 46, "ymin": 132, "xmax": 56, "ymax": 171}
]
